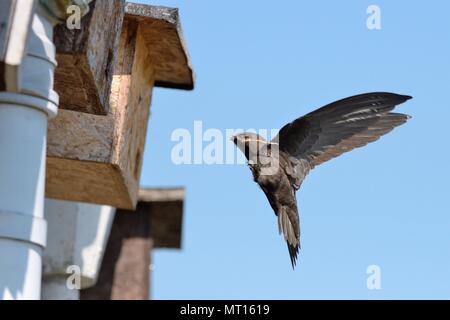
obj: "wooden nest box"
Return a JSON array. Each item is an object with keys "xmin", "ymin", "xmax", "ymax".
[{"xmin": 46, "ymin": 2, "xmax": 194, "ymax": 209}]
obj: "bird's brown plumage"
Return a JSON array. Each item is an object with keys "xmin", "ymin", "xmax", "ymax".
[{"xmin": 233, "ymin": 92, "xmax": 412, "ymax": 268}]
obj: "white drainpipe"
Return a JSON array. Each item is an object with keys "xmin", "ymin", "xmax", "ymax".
[
  {"xmin": 42, "ymin": 200, "xmax": 116, "ymax": 300},
  {"xmin": 0, "ymin": 4, "xmax": 58, "ymax": 300}
]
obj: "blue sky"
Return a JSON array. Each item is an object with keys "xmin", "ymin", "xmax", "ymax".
[{"xmin": 137, "ymin": 0, "xmax": 450, "ymax": 299}]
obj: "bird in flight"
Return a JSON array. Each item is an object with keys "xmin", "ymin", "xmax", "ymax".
[{"xmin": 232, "ymin": 92, "xmax": 412, "ymax": 269}]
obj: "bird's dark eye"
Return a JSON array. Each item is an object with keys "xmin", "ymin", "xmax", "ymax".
[{"xmin": 233, "ymin": 137, "xmax": 238, "ymax": 144}]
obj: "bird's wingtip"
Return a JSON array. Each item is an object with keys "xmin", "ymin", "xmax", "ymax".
[
  {"xmin": 390, "ymin": 93, "xmax": 412, "ymax": 102},
  {"xmin": 402, "ymin": 94, "xmax": 413, "ymax": 101}
]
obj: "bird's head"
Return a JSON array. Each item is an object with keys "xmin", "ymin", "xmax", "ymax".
[
  {"xmin": 231, "ymin": 132, "xmax": 266, "ymax": 146},
  {"xmin": 231, "ymin": 132, "xmax": 269, "ymax": 161}
]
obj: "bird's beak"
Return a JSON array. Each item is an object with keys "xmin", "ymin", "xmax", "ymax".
[{"xmin": 230, "ymin": 135, "xmax": 238, "ymax": 144}]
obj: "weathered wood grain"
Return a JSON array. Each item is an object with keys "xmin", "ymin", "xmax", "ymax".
[
  {"xmin": 53, "ymin": 2, "xmax": 195, "ymax": 115},
  {"xmin": 111, "ymin": 19, "xmax": 154, "ymax": 209},
  {"xmin": 125, "ymin": 3, "xmax": 195, "ymax": 90},
  {"xmin": 53, "ymin": 0, "xmax": 125, "ymax": 115},
  {"xmin": 46, "ymin": 3, "xmax": 195, "ymax": 209},
  {"xmin": 47, "ymin": 19, "xmax": 154, "ymax": 209}
]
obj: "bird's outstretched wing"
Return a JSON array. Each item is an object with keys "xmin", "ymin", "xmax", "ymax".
[
  {"xmin": 273, "ymin": 92, "xmax": 412, "ymax": 180},
  {"xmin": 259, "ymin": 183, "xmax": 300, "ymax": 268}
]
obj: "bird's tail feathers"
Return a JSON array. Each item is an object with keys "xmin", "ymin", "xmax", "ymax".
[
  {"xmin": 287, "ymin": 243, "xmax": 300, "ymax": 269},
  {"xmin": 278, "ymin": 205, "xmax": 300, "ymax": 269}
]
